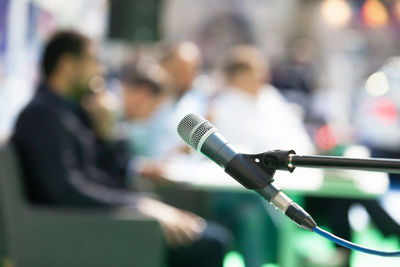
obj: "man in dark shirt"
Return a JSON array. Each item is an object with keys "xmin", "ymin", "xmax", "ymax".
[{"xmin": 12, "ymin": 30, "xmax": 227, "ymax": 267}]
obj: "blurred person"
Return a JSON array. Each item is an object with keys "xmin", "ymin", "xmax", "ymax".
[
  {"xmin": 119, "ymin": 61, "xmax": 166, "ymax": 158},
  {"xmin": 200, "ymin": 45, "xmax": 312, "ymax": 267},
  {"xmin": 271, "ymin": 38, "xmax": 320, "ymax": 122},
  {"xmin": 118, "ymin": 61, "xmax": 177, "ymax": 183},
  {"xmin": 213, "ymin": 45, "xmax": 314, "ymax": 154},
  {"xmin": 161, "ymin": 41, "xmax": 201, "ymax": 100},
  {"xmin": 11, "ymin": 30, "xmax": 229, "ymax": 267},
  {"xmin": 158, "ymin": 41, "xmax": 209, "ymax": 152},
  {"xmin": 208, "ymin": 45, "xmax": 315, "ymax": 267},
  {"xmin": 126, "ymin": 41, "xmax": 208, "ymax": 158},
  {"xmin": 272, "ymin": 38, "xmax": 317, "ymax": 95},
  {"xmin": 121, "ymin": 63, "xmax": 165, "ymax": 121}
]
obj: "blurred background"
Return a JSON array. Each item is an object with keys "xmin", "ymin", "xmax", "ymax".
[
  {"xmin": 4, "ymin": 0, "xmax": 400, "ymax": 149},
  {"xmin": 1, "ymin": 0, "xmax": 400, "ymax": 267}
]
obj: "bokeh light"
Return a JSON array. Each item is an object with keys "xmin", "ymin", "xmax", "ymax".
[
  {"xmin": 365, "ymin": 71, "xmax": 389, "ymax": 97},
  {"xmin": 314, "ymin": 124, "xmax": 338, "ymax": 151},
  {"xmin": 394, "ymin": 0, "xmax": 400, "ymax": 23},
  {"xmin": 321, "ymin": 0, "xmax": 352, "ymax": 28},
  {"xmin": 372, "ymin": 98, "xmax": 398, "ymax": 126},
  {"xmin": 362, "ymin": 0, "xmax": 389, "ymax": 28}
]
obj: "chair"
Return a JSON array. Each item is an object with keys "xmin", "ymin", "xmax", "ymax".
[{"xmin": 0, "ymin": 143, "xmax": 166, "ymax": 267}]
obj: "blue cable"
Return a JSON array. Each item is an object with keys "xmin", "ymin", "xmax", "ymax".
[{"xmin": 313, "ymin": 226, "xmax": 400, "ymax": 257}]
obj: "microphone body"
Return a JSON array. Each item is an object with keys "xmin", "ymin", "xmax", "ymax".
[
  {"xmin": 200, "ymin": 131, "xmax": 276, "ymax": 190},
  {"xmin": 177, "ymin": 113, "xmax": 316, "ymax": 231}
]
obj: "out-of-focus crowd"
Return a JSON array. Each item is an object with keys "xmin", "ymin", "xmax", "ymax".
[
  {"xmin": 7, "ymin": 28, "xmax": 400, "ymax": 267},
  {"xmin": 8, "ymin": 30, "xmax": 319, "ymax": 267}
]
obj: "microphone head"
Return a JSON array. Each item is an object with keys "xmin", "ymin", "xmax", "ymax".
[{"xmin": 177, "ymin": 113, "xmax": 216, "ymax": 151}]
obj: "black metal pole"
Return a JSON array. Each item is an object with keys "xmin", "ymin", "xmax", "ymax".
[{"xmin": 290, "ymin": 155, "xmax": 400, "ymax": 173}]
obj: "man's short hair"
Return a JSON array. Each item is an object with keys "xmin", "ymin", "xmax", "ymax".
[
  {"xmin": 222, "ymin": 60, "xmax": 252, "ymax": 79},
  {"xmin": 159, "ymin": 42, "xmax": 200, "ymax": 65},
  {"xmin": 41, "ymin": 30, "xmax": 89, "ymax": 78},
  {"xmin": 120, "ymin": 61, "xmax": 165, "ymax": 95},
  {"xmin": 219, "ymin": 45, "xmax": 263, "ymax": 79}
]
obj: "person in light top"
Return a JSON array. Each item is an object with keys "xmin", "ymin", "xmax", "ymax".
[
  {"xmin": 208, "ymin": 45, "xmax": 315, "ymax": 267},
  {"xmin": 212, "ymin": 45, "xmax": 314, "ymax": 155},
  {"xmin": 126, "ymin": 42, "xmax": 208, "ymax": 158}
]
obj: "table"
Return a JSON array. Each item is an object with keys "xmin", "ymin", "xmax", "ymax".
[{"xmin": 163, "ymin": 156, "xmax": 389, "ymax": 198}]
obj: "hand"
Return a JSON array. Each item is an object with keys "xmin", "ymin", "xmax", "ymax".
[
  {"xmin": 140, "ymin": 164, "xmax": 170, "ymax": 183},
  {"xmin": 134, "ymin": 158, "xmax": 171, "ymax": 183},
  {"xmin": 138, "ymin": 198, "xmax": 206, "ymax": 247},
  {"xmin": 82, "ymin": 91, "xmax": 117, "ymax": 140}
]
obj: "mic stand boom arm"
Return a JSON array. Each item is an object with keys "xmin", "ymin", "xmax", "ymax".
[{"xmin": 261, "ymin": 150, "xmax": 400, "ymax": 174}]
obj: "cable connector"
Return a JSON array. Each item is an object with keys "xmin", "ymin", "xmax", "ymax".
[
  {"xmin": 285, "ymin": 202, "xmax": 317, "ymax": 231},
  {"xmin": 260, "ymin": 184, "xmax": 317, "ymax": 231}
]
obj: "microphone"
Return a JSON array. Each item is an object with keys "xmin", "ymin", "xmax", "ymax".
[{"xmin": 177, "ymin": 113, "xmax": 316, "ymax": 231}]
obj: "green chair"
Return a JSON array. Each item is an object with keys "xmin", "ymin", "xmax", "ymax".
[{"xmin": 0, "ymin": 143, "xmax": 166, "ymax": 267}]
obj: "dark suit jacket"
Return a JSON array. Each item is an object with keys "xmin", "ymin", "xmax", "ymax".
[{"xmin": 12, "ymin": 84, "xmax": 140, "ymax": 207}]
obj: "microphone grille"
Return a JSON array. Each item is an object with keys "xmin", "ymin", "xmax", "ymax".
[{"xmin": 177, "ymin": 113, "xmax": 215, "ymax": 149}]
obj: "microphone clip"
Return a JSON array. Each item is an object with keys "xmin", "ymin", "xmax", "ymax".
[
  {"xmin": 262, "ymin": 150, "xmax": 296, "ymax": 173},
  {"xmin": 225, "ymin": 150, "xmax": 296, "ymax": 190}
]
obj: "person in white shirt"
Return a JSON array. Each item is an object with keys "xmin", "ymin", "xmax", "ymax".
[
  {"xmin": 209, "ymin": 45, "xmax": 315, "ymax": 267},
  {"xmin": 212, "ymin": 45, "xmax": 314, "ymax": 154}
]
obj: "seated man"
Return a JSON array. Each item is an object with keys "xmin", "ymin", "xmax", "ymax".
[
  {"xmin": 12, "ymin": 30, "xmax": 228, "ymax": 267},
  {"xmin": 213, "ymin": 45, "xmax": 314, "ymax": 154},
  {"xmin": 118, "ymin": 60, "xmax": 168, "ymax": 159},
  {"xmin": 125, "ymin": 42, "xmax": 208, "ymax": 159}
]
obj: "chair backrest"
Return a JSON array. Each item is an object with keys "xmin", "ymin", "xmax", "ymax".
[
  {"xmin": 0, "ymin": 143, "xmax": 27, "ymax": 261},
  {"xmin": 0, "ymin": 144, "xmax": 26, "ymax": 212}
]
